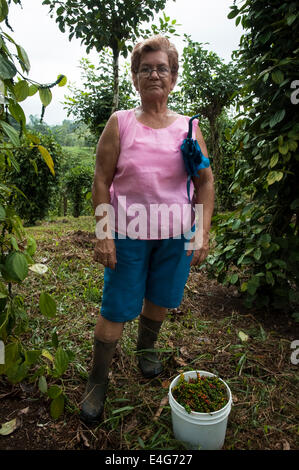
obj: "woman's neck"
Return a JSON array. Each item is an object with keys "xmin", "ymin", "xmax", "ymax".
[{"xmin": 138, "ymin": 100, "xmax": 169, "ymax": 117}]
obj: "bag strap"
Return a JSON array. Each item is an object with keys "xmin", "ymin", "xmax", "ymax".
[{"xmin": 187, "ymin": 114, "xmax": 200, "ymax": 139}]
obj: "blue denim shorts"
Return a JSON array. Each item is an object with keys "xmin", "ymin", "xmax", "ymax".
[{"xmin": 100, "ymin": 231, "xmax": 194, "ymax": 323}]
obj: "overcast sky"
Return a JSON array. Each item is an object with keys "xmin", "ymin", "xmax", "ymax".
[{"xmin": 6, "ymin": 0, "xmax": 243, "ymax": 125}]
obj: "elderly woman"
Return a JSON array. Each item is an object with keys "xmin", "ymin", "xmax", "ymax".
[{"xmin": 80, "ymin": 35, "xmax": 214, "ymax": 424}]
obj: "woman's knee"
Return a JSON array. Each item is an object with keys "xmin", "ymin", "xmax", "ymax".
[
  {"xmin": 95, "ymin": 315, "xmax": 124, "ymax": 342},
  {"xmin": 141, "ymin": 298, "xmax": 168, "ymax": 322}
]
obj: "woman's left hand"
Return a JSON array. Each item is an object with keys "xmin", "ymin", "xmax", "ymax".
[{"xmin": 186, "ymin": 232, "xmax": 209, "ymax": 266}]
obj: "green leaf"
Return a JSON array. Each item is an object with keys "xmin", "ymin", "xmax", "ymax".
[
  {"xmin": 278, "ymin": 143, "xmax": 289, "ymax": 155},
  {"xmin": 266, "ymin": 271, "xmax": 274, "ymax": 285},
  {"xmin": 39, "ymin": 88, "xmax": 52, "ymax": 107},
  {"xmin": 6, "ymin": 361, "xmax": 29, "ymax": 383},
  {"xmin": 4, "ymin": 251, "xmax": 28, "ymax": 282},
  {"xmin": 230, "ymin": 273, "xmax": 239, "ymax": 284},
  {"xmin": 0, "ymin": 120, "xmax": 20, "ymax": 146},
  {"xmin": 50, "ymin": 394, "xmax": 64, "ymax": 420},
  {"xmin": 0, "ymin": 0, "xmax": 8, "ymax": 22},
  {"xmin": 240, "ymin": 282, "xmax": 247, "ymax": 292},
  {"xmin": 286, "ymin": 14, "xmax": 297, "ymax": 26},
  {"xmin": 38, "ymin": 375, "xmax": 48, "ymax": 394},
  {"xmin": 271, "ymin": 70, "xmax": 284, "ymax": 85},
  {"xmin": 28, "ymin": 84, "xmax": 38, "ymax": 96},
  {"xmin": 270, "ymin": 153, "xmax": 279, "ymax": 168},
  {"xmin": 42, "ymin": 349, "xmax": 54, "ymax": 362},
  {"xmin": 0, "ymin": 55, "xmax": 17, "ymax": 79},
  {"xmin": 227, "ymin": 9, "xmax": 238, "ymax": 19},
  {"xmin": 25, "ymin": 237, "xmax": 37, "ymax": 256},
  {"xmin": 13, "ymin": 80, "xmax": 29, "ymax": 102},
  {"xmin": 231, "ymin": 219, "xmax": 241, "ymax": 230},
  {"xmin": 24, "ymin": 349, "xmax": 41, "ymax": 365},
  {"xmin": 53, "ymin": 347, "xmax": 70, "ymax": 377},
  {"xmin": 269, "ymin": 109, "xmax": 285, "ymax": 128},
  {"xmin": 16, "ymin": 44, "xmax": 30, "ymax": 73},
  {"xmin": 39, "ymin": 292, "xmax": 56, "ymax": 318},
  {"xmin": 254, "ymin": 247, "xmax": 262, "ymax": 261},
  {"xmin": 267, "ymin": 171, "xmax": 283, "ymax": 185},
  {"xmin": 48, "ymin": 385, "xmax": 62, "ymax": 399},
  {"xmin": 8, "ymin": 101, "xmax": 26, "ymax": 126}
]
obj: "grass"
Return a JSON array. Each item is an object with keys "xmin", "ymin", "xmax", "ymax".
[{"xmin": 1, "ymin": 215, "xmax": 298, "ymax": 450}]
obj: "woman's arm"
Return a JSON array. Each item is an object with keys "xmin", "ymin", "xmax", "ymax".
[
  {"xmin": 187, "ymin": 126, "xmax": 215, "ymax": 266},
  {"xmin": 92, "ymin": 113, "xmax": 120, "ymax": 269}
]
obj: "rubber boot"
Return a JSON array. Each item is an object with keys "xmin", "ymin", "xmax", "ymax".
[
  {"xmin": 137, "ymin": 315, "xmax": 163, "ymax": 378},
  {"xmin": 80, "ymin": 337, "xmax": 117, "ymax": 424}
]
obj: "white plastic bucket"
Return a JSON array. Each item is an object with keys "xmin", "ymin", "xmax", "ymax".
[{"xmin": 169, "ymin": 370, "xmax": 232, "ymax": 450}]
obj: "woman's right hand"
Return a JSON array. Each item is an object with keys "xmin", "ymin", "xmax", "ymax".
[{"xmin": 93, "ymin": 238, "xmax": 117, "ymax": 270}]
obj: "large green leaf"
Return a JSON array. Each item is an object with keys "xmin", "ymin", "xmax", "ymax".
[
  {"xmin": 6, "ymin": 361, "xmax": 29, "ymax": 384},
  {"xmin": 8, "ymin": 100, "xmax": 26, "ymax": 126},
  {"xmin": 269, "ymin": 109, "xmax": 285, "ymax": 128},
  {"xmin": 16, "ymin": 44, "xmax": 30, "ymax": 73},
  {"xmin": 271, "ymin": 70, "xmax": 284, "ymax": 85},
  {"xmin": 0, "ymin": 55, "xmax": 17, "ymax": 79},
  {"xmin": 39, "ymin": 87, "xmax": 52, "ymax": 106},
  {"xmin": 0, "ymin": 0, "xmax": 8, "ymax": 23},
  {"xmin": 0, "ymin": 120, "xmax": 20, "ymax": 146},
  {"xmin": 13, "ymin": 80, "xmax": 29, "ymax": 102},
  {"xmin": 28, "ymin": 84, "xmax": 38, "ymax": 96},
  {"xmin": 4, "ymin": 251, "xmax": 28, "ymax": 282},
  {"xmin": 39, "ymin": 292, "xmax": 56, "ymax": 318},
  {"xmin": 50, "ymin": 394, "xmax": 64, "ymax": 420},
  {"xmin": 38, "ymin": 375, "xmax": 48, "ymax": 394},
  {"xmin": 53, "ymin": 347, "xmax": 70, "ymax": 377}
]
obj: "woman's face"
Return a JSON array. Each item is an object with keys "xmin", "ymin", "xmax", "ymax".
[{"xmin": 133, "ymin": 50, "xmax": 176, "ymax": 102}]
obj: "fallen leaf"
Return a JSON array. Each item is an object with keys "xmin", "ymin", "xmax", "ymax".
[
  {"xmin": 180, "ymin": 346, "xmax": 189, "ymax": 357},
  {"xmin": 153, "ymin": 395, "xmax": 169, "ymax": 422},
  {"xmin": 238, "ymin": 331, "xmax": 249, "ymax": 342},
  {"xmin": 0, "ymin": 417, "xmax": 21, "ymax": 436},
  {"xmin": 174, "ymin": 357, "xmax": 188, "ymax": 367},
  {"xmin": 282, "ymin": 439, "xmax": 290, "ymax": 450},
  {"xmin": 19, "ymin": 407, "xmax": 29, "ymax": 415},
  {"xmin": 161, "ymin": 380, "xmax": 170, "ymax": 389},
  {"xmin": 79, "ymin": 430, "xmax": 90, "ymax": 448},
  {"xmin": 29, "ymin": 263, "xmax": 48, "ymax": 274}
]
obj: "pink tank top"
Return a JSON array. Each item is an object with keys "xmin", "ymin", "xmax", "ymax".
[{"xmin": 109, "ymin": 109, "xmax": 198, "ymax": 239}]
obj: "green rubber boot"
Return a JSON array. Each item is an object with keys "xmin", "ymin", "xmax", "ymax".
[
  {"xmin": 137, "ymin": 315, "xmax": 163, "ymax": 378},
  {"xmin": 80, "ymin": 337, "xmax": 117, "ymax": 424}
]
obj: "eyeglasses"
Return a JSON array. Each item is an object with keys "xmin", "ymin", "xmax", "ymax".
[{"xmin": 138, "ymin": 66, "xmax": 170, "ymax": 78}]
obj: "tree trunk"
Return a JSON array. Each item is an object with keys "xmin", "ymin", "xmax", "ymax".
[
  {"xmin": 63, "ymin": 193, "xmax": 67, "ymax": 216},
  {"xmin": 111, "ymin": 48, "xmax": 119, "ymax": 115}
]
